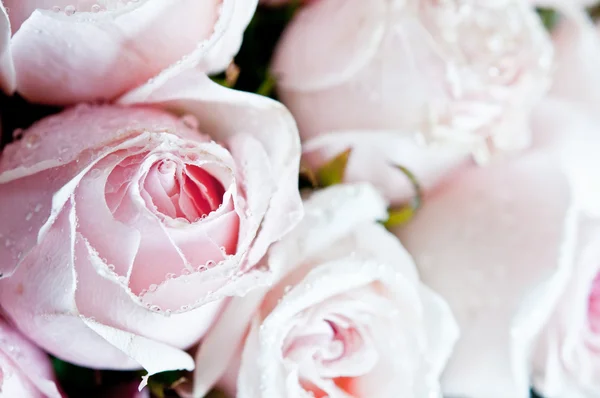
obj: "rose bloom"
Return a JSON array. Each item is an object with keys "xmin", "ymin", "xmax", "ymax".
[
  {"xmin": 526, "ymin": 100, "xmax": 600, "ymax": 397},
  {"xmin": 395, "ymin": 96, "xmax": 600, "ymax": 398},
  {"xmin": 0, "ymin": 69, "xmax": 302, "ymax": 380},
  {"xmin": 273, "ymin": 0, "xmax": 552, "ymax": 204},
  {"xmin": 0, "ymin": 317, "xmax": 61, "ymax": 398},
  {"xmin": 0, "ymin": 0, "xmax": 257, "ymax": 104},
  {"xmin": 187, "ymin": 184, "xmax": 459, "ymax": 398}
]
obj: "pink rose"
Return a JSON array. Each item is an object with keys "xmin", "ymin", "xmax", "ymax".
[
  {"xmin": 0, "ymin": 69, "xmax": 302, "ymax": 382},
  {"xmin": 189, "ymin": 184, "xmax": 458, "ymax": 398},
  {"xmin": 395, "ymin": 97, "xmax": 600, "ymax": 398},
  {"xmin": 0, "ymin": 0, "xmax": 257, "ymax": 104},
  {"xmin": 273, "ymin": 0, "xmax": 553, "ymax": 203},
  {"xmin": 0, "ymin": 317, "xmax": 62, "ymax": 398},
  {"xmin": 526, "ymin": 100, "xmax": 600, "ymax": 398}
]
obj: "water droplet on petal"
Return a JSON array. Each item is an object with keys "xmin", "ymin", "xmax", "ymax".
[
  {"xmin": 91, "ymin": 4, "xmax": 101, "ymax": 12},
  {"xmin": 24, "ymin": 133, "xmax": 40, "ymax": 149},
  {"xmin": 148, "ymin": 284, "xmax": 158, "ymax": 292},
  {"xmin": 52, "ymin": 6, "xmax": 61, "ymax": 12},
  {"xmin": 64, "ymin": 5, "xmax": 76, "ymax": 15},
  {"xmin": 12, "ymin": 129, "xmax": 23, "ymax": 139},
  {"xmin": 25, "ymin": 212, "xmax": 33, "ymax": 221},
  {"xmin": 180, "ymin": 114, "xmax": 199, "ymax": 130}
]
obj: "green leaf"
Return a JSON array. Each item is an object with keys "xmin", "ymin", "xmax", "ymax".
[
  {"xmin": 256, "ymin": 73, "xmax": 277, "ymax": 97},
  {"xmin": 316, "ymin": 149, "xmax": 352, "ymax": 187}
]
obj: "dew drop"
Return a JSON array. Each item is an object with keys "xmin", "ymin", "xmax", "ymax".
[
  {"xmin": 52, "ymin": 6, "xmax": 61, "ymax": 12},
  {"xmin": 181, "ymin": 269, "xmax": 191, "ymax": 276},
  {"xmin": 88, "ymin": 169, "xmax": 102, "ymax": 179},
  {"xmin": 107, "ymin": 264, "xmax": 115, "ymax": 271},
  {"xmin": 34, "ymin": 204, "xmax": 43, "ymax": 213},
  {"xmin": 148, "ymin": 284, "xmax": 158, "ymax": 292},
  {"xmin": 164, "ymin": 309, "xmax": 172, "ymax": 317},
  {"xmin": 181, "ymin": 114, "xmax": 199, "ymax": 130},
  {"xmin": 206, "ymin": 260, "xmax": 215, "ymax": 269},
  {"xmin": 24, "ymin": 134, "xmax": 40, "ymax": 149},
  {"xmin": 165, "ymin": 273, "xmax": 176, "ymax": 280},
  {"xmin": 64, "ymin": 5, "xmax": 76, "ymax": 15},
  {"xmin": 12, "ymin": 128, "xmax": 23, "ymax": 139},
  {"xmin": 149, "ymin": 305, "xmax": 161, "ymax": 312},
  {"xmin": 91, "ymin": 4, "xmax": 101, "ymax": 12},
  {"xmin": 283, "ymin": 285, "xmax": 293, "ymax": 294}
]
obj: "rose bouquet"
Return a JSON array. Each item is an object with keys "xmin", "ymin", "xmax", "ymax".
[{"xmin": 0, "ymin": 1, "xmax": 599, "ymax": 397}]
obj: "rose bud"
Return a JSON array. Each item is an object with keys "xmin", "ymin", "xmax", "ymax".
[
  {"xmin": 0, "ymin": 317, "xmax": 62, "ymax": 398},
  {"xmin": 0, "ymin": 0, "xmax": 257, "ymax": 104},
  {"xmin": 394, "ymin": 96, "xmax": 600, "ymax": 398},
  {"xmin": 272, "ymin": 0, "xmax": 553, "ymax": 203},
  {"xmin": 0, "ymin": 69, "xmax": 302, "ymax": 381},
  {"xmin": 188, "ymin": 184, "xmax": 459, "ymax": 398}
]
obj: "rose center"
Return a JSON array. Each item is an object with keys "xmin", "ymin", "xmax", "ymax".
[
  {"xmin": 142, "ymin": 159, "xmax": 225, "ymax": 222},
  {"xmin": 282, "ymin": 317, "xmax": 373, "ymax": 397}
]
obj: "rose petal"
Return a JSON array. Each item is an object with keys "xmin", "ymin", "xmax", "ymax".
[
  {"xmin": 549, "ymin": 10, "xmax": 600, "ymax": 104},
  {"xmin": 0, "ymin": 318, "xmax": 62, "ymax": 398},
  {"xmin": 0, "ymin": 2, "xmax": 15, "ymax": 94},
  {"xmin": 0, "ymin": 202, "xmax": 140, "ymax": 368},
  {"xmin": 396, "ymin": 150, "xmax": 578, "ymax": 398},
  {"xmin": 10, "ymin": 0, "xmax": 223, "ymax": 104}
]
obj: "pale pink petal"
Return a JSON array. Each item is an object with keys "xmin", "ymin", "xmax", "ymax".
[
  {"xmin": 180, "ymin": 289, "xmax": 267, "ymax": 398},
  {"xmin": 549, "ymin": 10, "xmax": 600, "ymax": 103},
  {"xmin": 9, "ymin": 0, "xmax": 227, "ymax": 104},
  {"xmin": 396, "ymin": 150, "xmax": 577, "ymax": 398},
  {"xmin": 74, "ymin": 232, "xmax": 224, "ymax": 350},
  {"xmin": 272, "ymin": 0, "xmax": 386, "ymax": 92},
  {"xmin": 268, "ymin": 184, "xmax": 389, "ymax": 277},
  {"xmin": 0, "ymin": 203, "xmax": 140, "ymax": 368},
  {"xmin": 530, "ymin": 97, "xmax": 600, "ymax": 217},
  {"xmin": 0, "ymin": 318, "xmax": 62, "ymax": 398},
  {"xmin": 0, "ymin": 2, "xmax": 15, "ymax": 94}
]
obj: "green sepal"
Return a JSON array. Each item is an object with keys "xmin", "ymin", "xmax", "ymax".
[{"xmin": 316, "ymin": 148, "xmax": 352, "ymax": 187}]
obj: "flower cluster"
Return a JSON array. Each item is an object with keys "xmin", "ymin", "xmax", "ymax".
[{"xmin": 0, "ymin": 1, "xmax": 599, "ymax": 398}]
